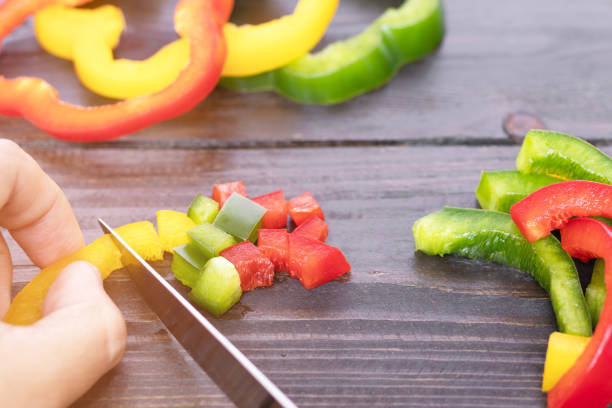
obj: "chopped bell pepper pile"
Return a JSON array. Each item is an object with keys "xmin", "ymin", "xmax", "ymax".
[
  {"xmin": 413, "ymin": 129, "xmax": 612, "ymax": 407},
  {"xmin": 176, "ymin": 181, "xmax": 350, "ymax": 315},
  {"xmin": 4, "ymin": 181, "xmax": 350, "ymax": 323},
  {"xmin": 0, "ymin": 0, "xmax": 445, "ymax": 141}
]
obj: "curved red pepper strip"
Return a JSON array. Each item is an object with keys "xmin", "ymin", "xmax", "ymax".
[
  {"xmin": 0, "ymin": 0, "xmax": 231, "ymax": 142},
  {"xmin": 549, "ymin": 217, "xmax": 612, "ymax": 407},
  {"xmin": 510, "ymin": 180, "xmax": 612, "ymax": 242}
]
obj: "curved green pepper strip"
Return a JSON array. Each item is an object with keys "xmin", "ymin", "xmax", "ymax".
[
  {"xmin": 586, "ymin": 258, "xmax": 606, "ymax": 327},
  {"xmin": 220, "ymin": 0, "xmax": 444, "ymax": 104},
  {"xmin": 413, "ymin": 207, "xmax": 592, "ymax": 336}
]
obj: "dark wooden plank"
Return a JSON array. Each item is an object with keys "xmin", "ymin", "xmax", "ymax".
[
  {"xmin": 2, "ymin": 0, "xmax": 612, "ymax": 145},
  {"xmin": 8, "ymin": 144, "xmax": 606, "ymax": 407}
]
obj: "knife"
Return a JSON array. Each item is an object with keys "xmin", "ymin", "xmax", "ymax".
[{"xmin": 98, "ymin": 218, "xmax": 297, "ymax": 408}]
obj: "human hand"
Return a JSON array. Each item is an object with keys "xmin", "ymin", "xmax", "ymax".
[{"xmin": 0, "ymin": 140, "xmax": 127, "ymax": 407}]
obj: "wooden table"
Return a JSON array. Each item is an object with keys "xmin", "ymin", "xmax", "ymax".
[{"xmin": 2, "ymin": 0, "xmax": 611, "ymax": 406}]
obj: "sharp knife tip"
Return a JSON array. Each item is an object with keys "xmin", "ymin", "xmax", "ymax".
[{"xmin": 97, "ymin": 218, "xmax": 111, "ymax": 234}]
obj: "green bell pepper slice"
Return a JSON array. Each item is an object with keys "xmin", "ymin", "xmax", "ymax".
[
  {"xmin": 220, "ymin": 0, "xmax": 444, "ymax": 104},
  {"xmin": 413, "ymin": 207, "xmax": 592, "ymax": 336},
  {"xmin": 476, "ymin": 170, "xmax": 562, "ymax": 212}
]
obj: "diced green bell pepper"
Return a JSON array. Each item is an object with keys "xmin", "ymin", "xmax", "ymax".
[
  {"xmin": 213, "ymin": 193, "xmax": 266, "ymax": 243},
  {"xmin": 187, "ymin": 194, "xmax": 219, "ymax": 225},
  {"xmin": 220, "ymin": 0, "xmax": 444, "ymax": 105},
  {"xmin": 187, "ymin": 222, "xmax": 238, "ymax": 259},
  {"xmin": 189, "ymin": 257, "xmax": 242, "ymax": 317},
  {"xmin": 171, "ymin": 244, "xmax": 208, "ymax": 288}
]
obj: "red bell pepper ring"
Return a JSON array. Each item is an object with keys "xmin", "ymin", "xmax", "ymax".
[
  {"xmin": 219, "ymin": 242, "xmax": 274, "ymax": 291},
  {"xmin": 510, "ymin": 181, "xmax": 612, "ymax": 242},
  {"xmin": 288, "ymin": 191, "xmax": 325, "ymax": 225},
  {"xmin": 0, "ymin": 0, "xmax": 231, "ymax": 142},
  {"xmin": 212, "ymin": 180, "xmax": 247, "ymax": 208},
  {"xmin": 547, "ymin": 217, "xmax": 612, "ymax": 407},
  {"xmin": 252, "ymin": 190, "xmax": 288, "ymax": 229},
  {"xmin": 292, "ymin": 215, "xmax": 328, "ymax": 242}
]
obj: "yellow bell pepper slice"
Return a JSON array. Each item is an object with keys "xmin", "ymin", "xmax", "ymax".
[
  {"xmin": 222, "ymin": 0, "xmax": 339, "ymax": 77},
  {"xmin": 542, "ymin": 331, "xmax": 590, "ymax": 392},
  {"xmin": 156, "ymin": 210, "xmax": 196, "ymax": 253},
  {"xmin": 33, "ymin": 0, "xmax": 338, "ymax": 99},
  {"xmin": 3, "ymin": 221, "xmax": 163, "ymax": 326}
]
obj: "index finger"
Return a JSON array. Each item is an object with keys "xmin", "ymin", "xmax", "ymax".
[{"xmin": 0, "ymin": 139, "xmax": 84, "ymax": 267}]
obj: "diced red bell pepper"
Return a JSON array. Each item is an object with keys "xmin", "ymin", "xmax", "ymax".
[
  {"xmin": 288, "ymin": 191, "xmax": 325, "ymax": 226},
  {"xmin": 212, "ymin": 181, "xmax": 247, "ymax": 208},
  {"xmin": 292, "ymin": 215, "xmax": 328, "ymax": 242},
  {"xmin": 287, "ymin": 235, "xmax": 350, "ymax": 290},
  {"xmin": 547, "ymin": 217, "xmax": 612, "ymax": 407},
  {"xmin": 510, "ymin": 180, "xmax": 612, "ymax": 242},
  {"xmin": 219, "ymin": 242, "xmax": 274, "ymax": 291},
  {"xmin": 252, "ymin": 190, "xmax": 288, "ymax": 229},
  {"xmin": 257, "ymin": 229, "xmax": 289, "ymax": 273}
]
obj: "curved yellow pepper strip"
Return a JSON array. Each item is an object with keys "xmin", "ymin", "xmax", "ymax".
[
  {"xmin": 3, "ymin": 221, "xmax": 166, "ymax": 326},
  {"xmin": 35, "ymin": 5, "xmax": 190, "ymax": 100},
  {"xmin": 34, "ymin": 0, "xmax": 338, "ymax": 99},
  {"xmin": 222, "ymin": 0, "xmax": 339, "ymax": 77},
  {"xmin": 542, "ymin": 331, "xmax": 590, "ymax": 392}
]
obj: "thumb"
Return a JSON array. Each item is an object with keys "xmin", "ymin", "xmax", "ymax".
[{"xmin": 0, "ymin": 261, "xmax": 127, "ymax": 408}]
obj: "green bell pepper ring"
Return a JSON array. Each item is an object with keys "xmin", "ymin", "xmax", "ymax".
[
  {"xmin": 413, "ymin": 207, "xmax": 592, "ymax": 336},
  {"xmin": 220, "ymin": 0, "xmax": 444, "ymax": 105}
]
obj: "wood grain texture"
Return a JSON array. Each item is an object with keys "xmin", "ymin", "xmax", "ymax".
[
  {"xmin": 1, "ymin": 0, "xmax": 611, "ymax": 406},
  {"xmin": 1, "ymin": 0, "xmax": 612, "ymax": 145},
  {"xmin": 8, "ymin": 144, "xmax": 610, "ymax": 407}
]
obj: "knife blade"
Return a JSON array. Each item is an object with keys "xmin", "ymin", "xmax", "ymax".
[{"xmin": 98, "ymin": 218, "xmax": 297, "ymax": 408}]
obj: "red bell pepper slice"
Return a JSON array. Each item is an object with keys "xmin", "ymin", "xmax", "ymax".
[
  {"xmin": 292, "ymin": 215, "xmax": 328, "ymax": 242},
  {"xmin": 0, "ymin": 0, "xmax": 231, "ymax": 142},
  {"xmin": 288, "ymin": 191, "xmax": 325, "ymax": 226},
  {"xmin": 548, "ymin": 217, "xmax": 612, "ymax": 407},
  {"xmin": 251, "ymin": 190, "xmax": 288, "ymax": 229},
  {"xmin": 287, "ymin": 234, "xmax": 350, "ymax": 290},
  {"xmin": 219, "ymin": 242, "xmax": 274, "ymax": 292},
  {"xmin": 212, "ymin": 180, "xmax": 247, "ymax": 208},
  {"xmin": 510, "ymin": 181, "xmax": 612, "ymax": 242},
  {"xmin": 257, "ymin": 229, "xmax": 289, "ymax": 273}
]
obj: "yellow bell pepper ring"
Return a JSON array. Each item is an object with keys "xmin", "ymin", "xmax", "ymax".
[
  {"xmin": 33, "ymin": 0, "xmax": 338, "ymax": 100},
  {"xmin": 541, "ymin": 331, "xmax": 590, "ymax": 392}
]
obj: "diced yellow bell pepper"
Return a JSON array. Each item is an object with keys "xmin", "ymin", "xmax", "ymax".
[
  {"xmin": 156, "ymin": 210, "xmax": 196, "ymax": 253},
  {"xmin": 542, "ymin": 331, "xmax": 590, "ymax": 392},
  {"xmin": 33, "ymin": 0, "xmax": 338, "ymax": 99},
  {"xmin": 3, "ymin": 221, "xmax": 162, "ymax": 326}
]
